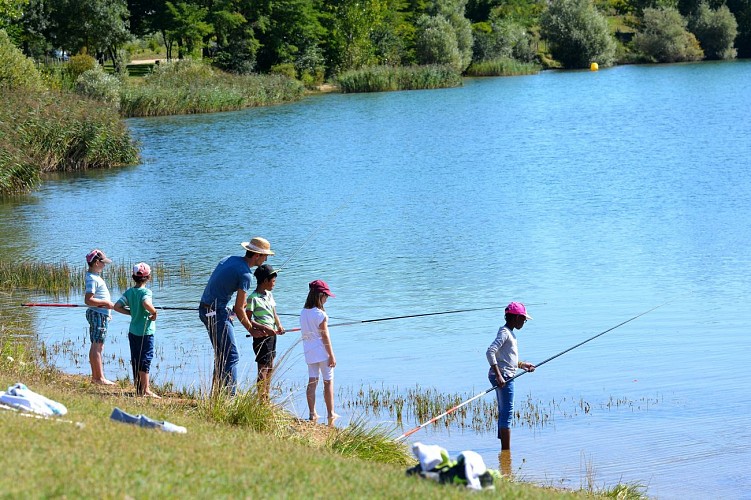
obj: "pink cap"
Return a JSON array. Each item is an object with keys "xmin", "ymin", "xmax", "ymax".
[
  {"xmin": 86, "ymin": 249, "xmax": 112, "ymax": 264},
  {"xmin": 309, "ymin": 279, "xmax": 335, "ymax": 297},
  {"xmin": 132, "ymin": 262, "xmax": 151, "ymax": 277},
  {"xmin": 505, "ymin": 302, "xmax": 532, "ymax": 319}
]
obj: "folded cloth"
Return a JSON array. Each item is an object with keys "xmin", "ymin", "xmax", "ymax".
[
  {"xmin": 412, "ymin": 442, "xmax": 451, "ymax": 472},
  {"xmin": 0, "ymin": 383, "xmax": 68, "ymax": 416},
  {"xmin": 110, "ymin": 407, "xmax": 187, "ymax": 434},
  {"xmin": 457, "ymin": 451, "xmax": 487, "ymax": 490}
]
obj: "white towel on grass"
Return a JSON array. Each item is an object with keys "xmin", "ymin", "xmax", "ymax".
[{"xmin": 0, "ymin": 383, "xmax": 68, "ymax": 416}]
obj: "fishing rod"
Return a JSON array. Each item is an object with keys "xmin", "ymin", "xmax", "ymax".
[
  {"xmin": 246, "ymin": 305, "xmax": 505, "ymax": 336},
  {"xmin": 395, "ymin": 300, "xmax": 672, "ymax": 441},
  {"xmin": 19, "ymin": 303, "xmax": 346, "ymax": 320}
]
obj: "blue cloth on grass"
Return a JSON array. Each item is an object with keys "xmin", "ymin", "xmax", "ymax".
[{"xmin": 110, "ymin": 407, "xmax": 187, "ymax": 433}]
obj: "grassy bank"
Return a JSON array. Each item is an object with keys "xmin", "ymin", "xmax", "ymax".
[
  {"xmin": 336, "ymin": 65, "xmax": 463, "ymax": 93},
  {"xmin": 0, "ymin": 345, "xmax": 586, "ymax": 499}
]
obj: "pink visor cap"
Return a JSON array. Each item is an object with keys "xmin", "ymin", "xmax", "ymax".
[
  {"xmin": 86, "ymin": 249, "xmax": 112, "ymax": 264},
  {"xmin": 309, "ymin": 279, "xmax": 335, "ymax": 297},
  {"xmin": 505, "ymin": 302, "xmax": 532, "ymax": 320},
  {"xmin": 132, "ymin": 262, "xmax": 151, "ymax": 277}
]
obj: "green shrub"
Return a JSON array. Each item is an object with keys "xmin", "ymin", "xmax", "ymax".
[
  {"xmin": 466, "ymin": 57, "xmax": 541, "ymax": 76},
  {"xmin": 76, "ymin": 66, "xmax": 122, "ymax": 106},
  {"xmin": 633, "ymin": 7, "xmax": 704, "ymax": 62},
  {"xmin": 336, "ymin": 64, "xmax": 462, "ymax": 93},
  {"xmin": 690, "ymin": 3, "xmax": 738, "ymax": 60},
  {"xmin": 0, "ymin": 29, "xmax": 44, "ymax": 91},
  {"xmin": 540, "ymin": 0, "xmax": 617, "ymax": 68},
  {"xmin": 66, "ymin": 54, "xmax": 97, "ymax": 80},
  {"xmin": 270, "ymin": 62, "xmax": 296, "ymax": 79}
]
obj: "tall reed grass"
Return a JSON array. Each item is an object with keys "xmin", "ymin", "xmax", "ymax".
[
  {"xmin": 336, "ymin": 65, "xmax": 463, "ymax": 93},
  {"xmin": 465, "ymin": 57, "xmax": 542, "ymax": 77},
  {"xmin": 0, "ymin": 259, "xmax": 190, "ymax": 295},
  {"xmin": 325, "ymin": 417, "xmax": 412, "ymax": 465},
  {"xmin": 0, "ymin": 89, "xmax": 139, "ymax": 194},
  {"xmin": 120, "ymin": 60, "xmax": 304, "ymax": 117}
]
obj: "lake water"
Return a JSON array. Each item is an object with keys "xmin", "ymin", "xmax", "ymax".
[{"xmin": 2, "ymin": 61, "xmax": 750, "ymax": 498}]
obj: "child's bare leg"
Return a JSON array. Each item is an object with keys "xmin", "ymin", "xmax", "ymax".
[
  {"xmin": 140, "ymin": 371, "xmax": 160, "ymax": 398},
  {"xmin": 257, "ymin": 363, "xmax": 273, "ymax": 400},
  {"xmin": 323, "ymin": 380, "xmax": 338, "ymax": 419},
  {"xmin": 307, "ymin": 377, "xmax": 319, "ymax": 419},
  {"xmin": 89, "ymin": 342, "xmax": 114, "ymax": 385}
]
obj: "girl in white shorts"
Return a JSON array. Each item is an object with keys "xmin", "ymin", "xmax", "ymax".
[{"xmin": 300, "ymin": 279, "xmax": 338, "ymax": 422}]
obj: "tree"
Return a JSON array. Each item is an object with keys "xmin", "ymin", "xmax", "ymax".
[
  {"xmin": 415, "ymin": 13, "xmax": 462, "ymax": 66},
  {"xmin": 540, "ymin": 0, "xmax": 616, "ymax": 68},
  {"xmin": 414, "ymin": 0, "xmax": 473, "ymax": 71},
  {"xmin": 725, "ymin": 0, "xmax": 750, "ymax": 56},
  {"xmin": 46, "ymin": 0, "xmax": 132, "ymax": 71},
  {"xmin": 164, "ymin": 1, "xmax": 212, "ymax": 59},
  {"xmin": 0, "ymin": 0, "xmax": 29, "ymax": 29},
  {"xmin": 472, "ymin": 16, "xmax": 536, "ymax": 62},
  {"xmin": 320, "ymin": 0, "xmax": 389, "ymax": 72},
  {"xmin": 632, "ymin": 6, "xmax": 704, "ymax": 61},
  {"xmin": 690, "ymin": 2, "xmax": 738, "ymax": 59}
]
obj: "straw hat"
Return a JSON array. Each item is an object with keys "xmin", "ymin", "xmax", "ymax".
[{"xmin": 241, "ymin": 237, "xmax": 275, "ymax": 255}]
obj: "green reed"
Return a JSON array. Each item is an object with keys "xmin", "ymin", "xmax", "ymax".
[
  {"xmin": 0, "ymin": 259, "xmax": 191, "ymax": 295},
  {"xmin": 0, "ymin": 89, "xmax": 139, "ymax": 195},
  {"xmin": 465, "ymin": 57, "xmax": 542, "ymax": 77},
  {"xmin": 120, "ymin": 60, "xmax": 304, "ymax": 118},
  {"xmin": 339, "ymin": 384, "xmax": 662, "ymax": 434},
  {"xmin": 336, "ymin": 65, "xmax": 463, "ymax": 93}
]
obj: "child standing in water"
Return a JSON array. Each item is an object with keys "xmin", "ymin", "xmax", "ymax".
[
  {"xmin": 84, "ymin": 249, "xmax": 115, "ymax": 385},
  {"xmin": 300, "ymin": 280, "xmax": 338, "ymax": 423},
  {"xmin": 114, "ymin": 262, "xmax": 160, "ymax": 398},
  {"xmin": 246, "ymin": 263, "xmax": 285, "ymax": 400},
  {"xmin": 486, "ymin": 302, "xmax": 536, "ymax": 450}
]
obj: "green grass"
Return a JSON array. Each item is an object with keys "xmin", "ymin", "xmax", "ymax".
[
  {"xmin": 466, "ymin": 57, "xmax": 542, "ymax": 77},
  {"xmin": 336, "ymin": 65, "xmax": 463, "ymax": 93},
  {"xmin": 120, "ymin": 60, "xmax": 305, "ymax": 117}
]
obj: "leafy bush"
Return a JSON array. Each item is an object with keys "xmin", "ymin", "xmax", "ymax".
[
  {"xmin": 690, "ymin": 3, "xmax": 738, "ymax": 60},
  {"xmin": 473, "ymin": 18, "xmax": 538, "ymax": 63},
  {"xmin": 0, "ymin": 29, "xmax": 44, "ymax": 91},
  {"xmin": 66, "ymin": 54, "xmax": 97, "ymax": 80},
  {"xmin": 76, "ymin": 66, "xmax": 122, "ymax": 106},
  {"xmin": 415, "ymin": 13, "xmax": 473, "ymax": 73},
  {"xmin": 633, "ymin": 7, "xmax": 704, "ymax": 62},
  {"xmin": 270, "ymin": 62, "xmax": 296, "ymax": 79},
  {"xmin": 540, "ymin": 0, "xmax": 617, "ymax": 68}
]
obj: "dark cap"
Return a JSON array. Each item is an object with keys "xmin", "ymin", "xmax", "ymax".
[
  {"xmin": 309, "ymin": 279, "xmax": 335, "ymax": 297},
  {"xmin": 254, "ymin": 263, "xmax": 278, "ymax": 283}
]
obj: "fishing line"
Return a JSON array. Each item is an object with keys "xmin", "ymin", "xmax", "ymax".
[
  {"xmin": 395, "ymin": 299, "xmax": 674, "ymax": 441},
  {"xmin": 246, "ymin": 305, "xmax": 508, "ymax": 336}
]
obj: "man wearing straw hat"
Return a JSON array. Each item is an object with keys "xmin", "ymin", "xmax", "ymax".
[{"xmin": 199, "ymin": 237, "xmax": 275, "ymax": 396}]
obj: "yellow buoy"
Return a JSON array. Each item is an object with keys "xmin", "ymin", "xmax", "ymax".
[{"xmin": 590, "ymin": 62, "xmax": 599, "ymax": 71}]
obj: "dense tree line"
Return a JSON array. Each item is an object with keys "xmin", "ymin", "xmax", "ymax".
[{"xmin": 1, "ymin": 0, "xmax": 749, "ymax": 76}]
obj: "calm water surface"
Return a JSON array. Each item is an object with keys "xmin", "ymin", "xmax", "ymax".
[{"xmin": 2, "ymin": 61, "xmax": 750, "ymax": 498}]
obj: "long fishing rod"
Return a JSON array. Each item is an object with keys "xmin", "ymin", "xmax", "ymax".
[
  {"xmin": 19, "ymin": 302, "xmax": 341, "ymax": 319},
  {"xmin": 246, "ymin": 305, "xmax": 505, "ymax": 336},
  {"xmin": 395, "ymin": 300, "xmax": 672, "ymax": 441}
]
